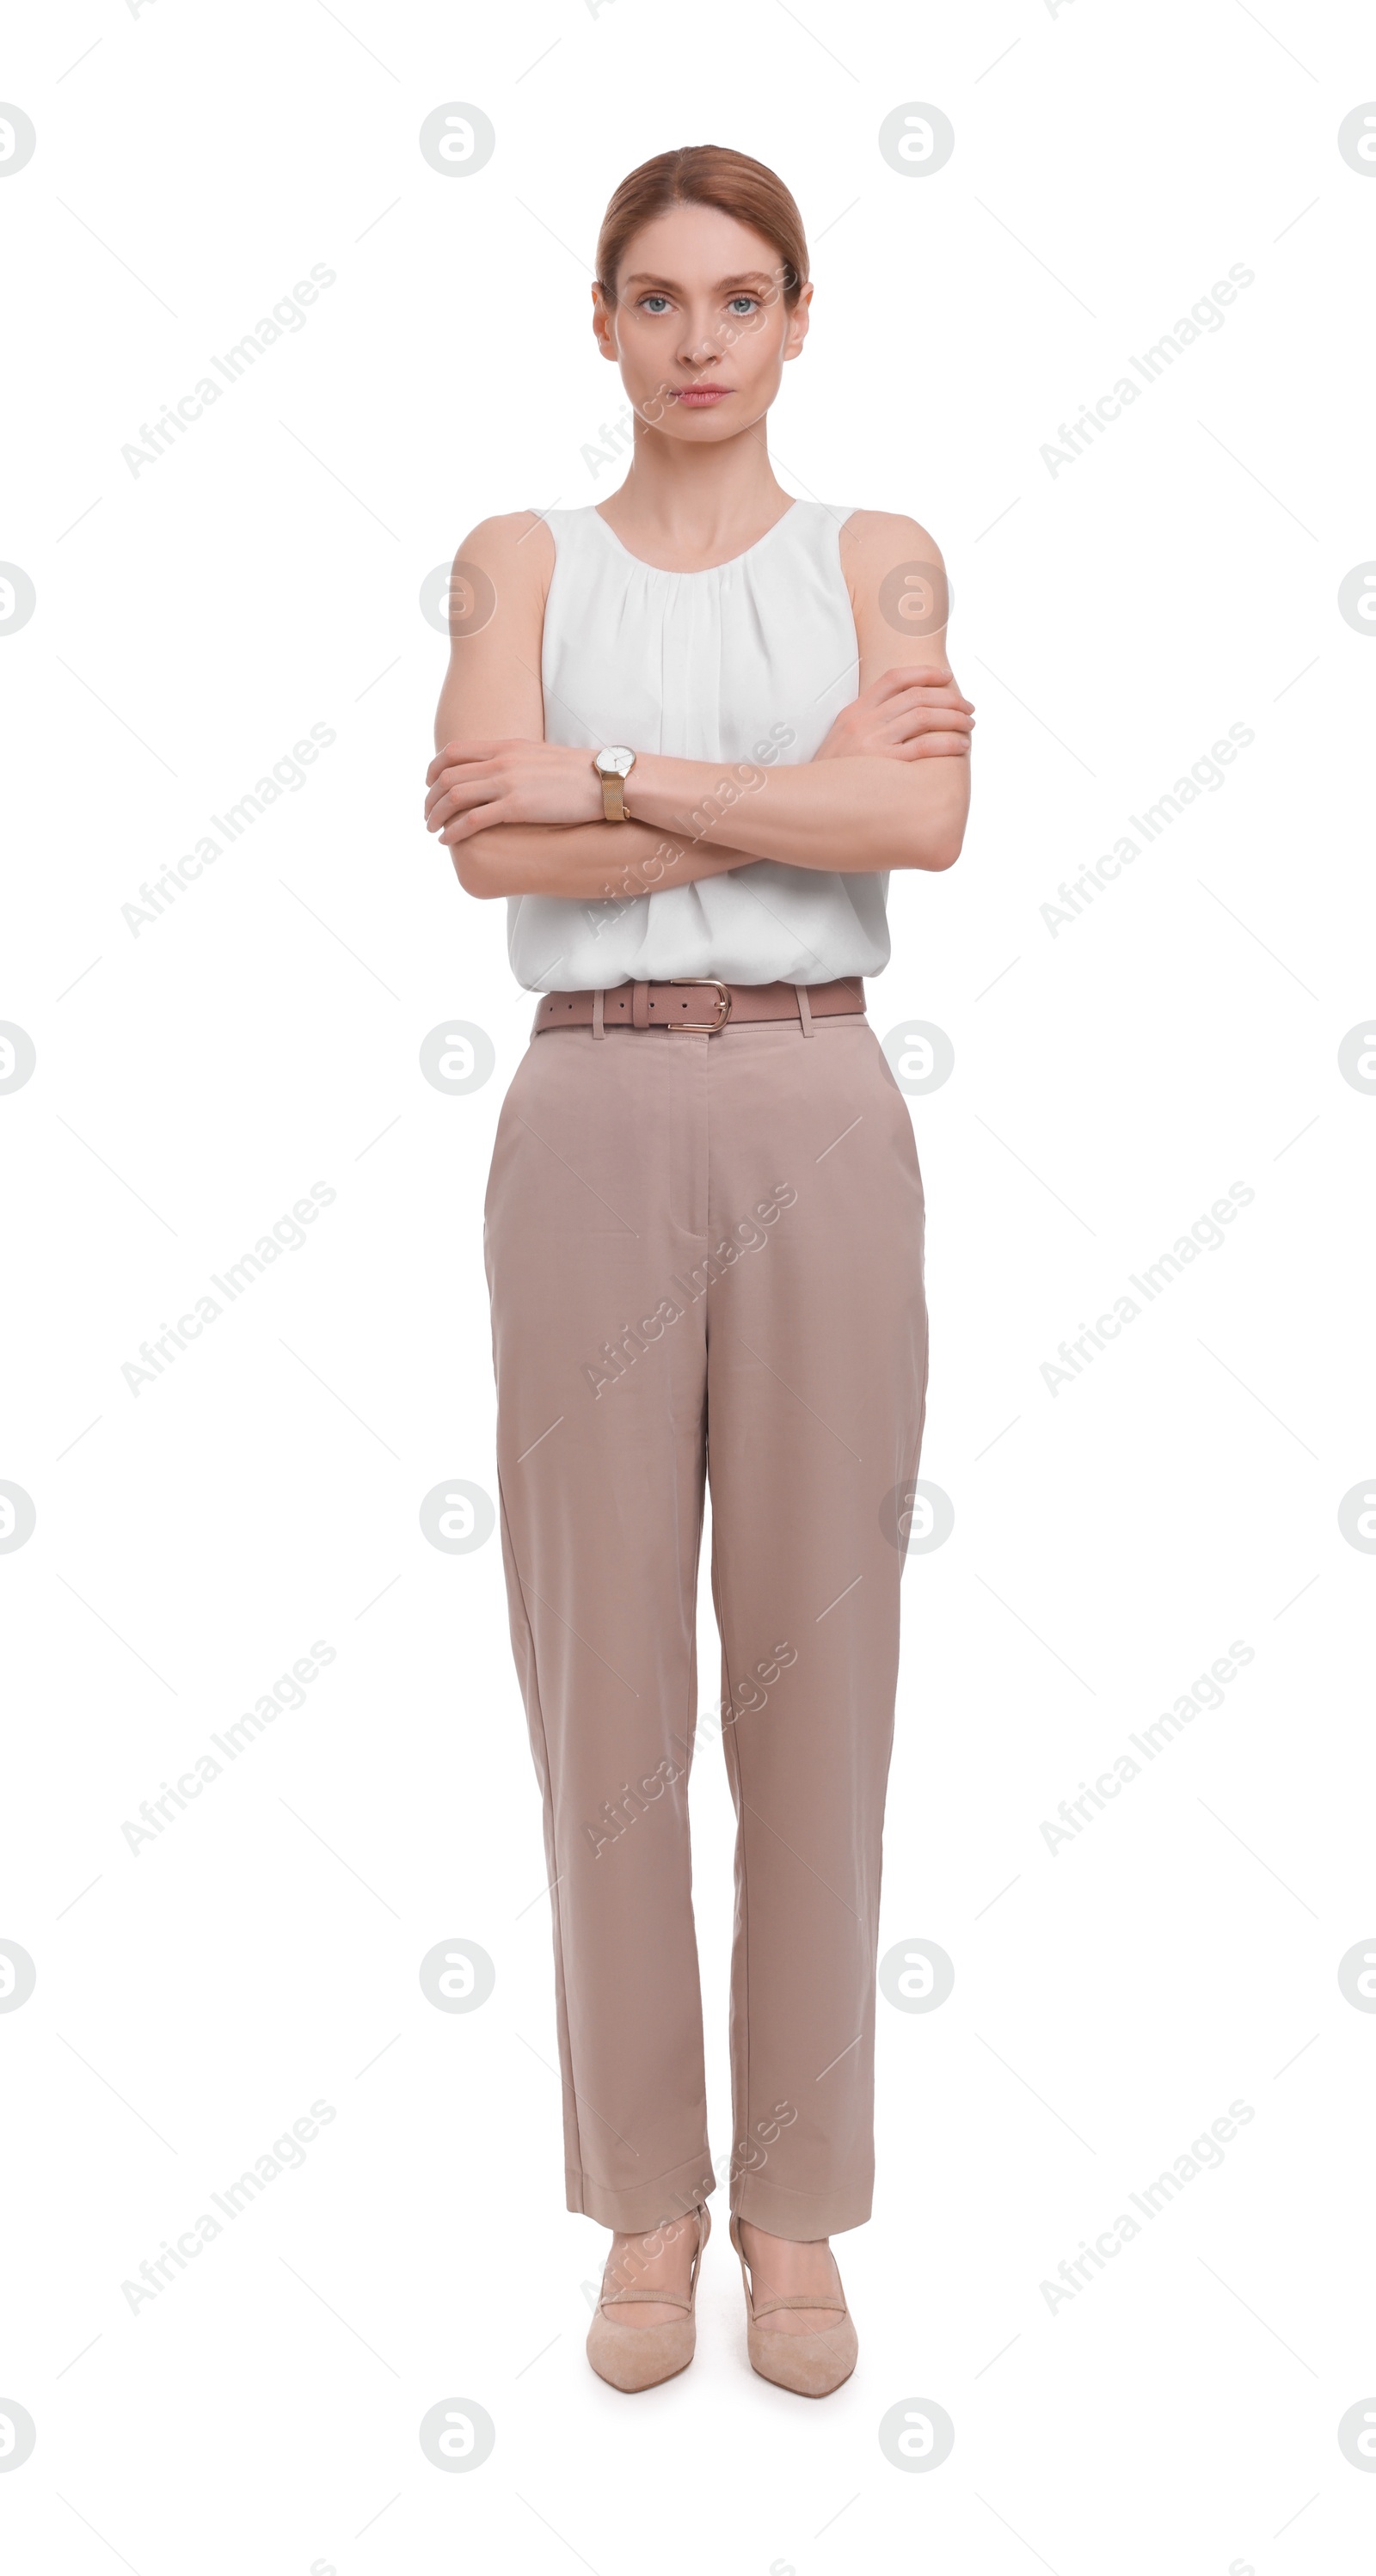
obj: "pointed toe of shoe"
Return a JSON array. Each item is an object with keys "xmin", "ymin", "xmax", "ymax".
[
  {"xmin": 585, "ymin": 2202, "xmax": 710, "ymax": 2392},
  {"xmin": 729, "ymin": 2212, "xmax": 857, "ymax": 2397},
  {"xmin": 746, "ymin": 2313, "xmax": 857, "ymax": 2398},
  {"xmin": 586, "ymin": 2309, "xmax": 697, "ymax": 2392}
]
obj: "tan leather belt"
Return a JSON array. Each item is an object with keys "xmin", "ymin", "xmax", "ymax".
[{"xmin": 531, "ymin": 977, "xmax": 866, "ymax": 1038}]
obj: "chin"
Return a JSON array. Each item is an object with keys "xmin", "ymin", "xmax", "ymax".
[{"xmin": 667, "ymin": 402, "xmax": 761, "ymax": 442}]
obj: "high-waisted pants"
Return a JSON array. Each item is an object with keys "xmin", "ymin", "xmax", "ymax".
[{"xmin": 483, "ymin": 1006, "xmax": 928, "ymax": 2240}]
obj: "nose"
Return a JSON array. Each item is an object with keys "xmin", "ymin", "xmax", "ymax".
[{"xmin": 676, "ymin": 309, "xmax": 723, "ymax": 369}]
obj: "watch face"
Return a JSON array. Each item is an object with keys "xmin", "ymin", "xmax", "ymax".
[{"xmin": 598, "ymin": 745, "xmax": 636, "ymax": 776}]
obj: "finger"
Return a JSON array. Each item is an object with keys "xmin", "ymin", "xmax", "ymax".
[
  {"xmin": 891, "ymin": 699, "xmax": 974, "ymax": 724},
  {"xmin": 884, "ymin": 694, "xmax": 974, "ymax": 730},
  {"xmin": 426, "ymin": 738, "xmax": 520, "ymax": 785},
  {"xmin": 426, "ymin": 753, "xmax": 499, "ymax": 796},
  {"xmin": 869, "ymin": 663, "xmax": 954, "ymax": 697},
  {"xmin": 425, "ymin": 784, "xmax": 468, "ymax": 828},
  {"xmin": 898, "ymin": 733, "xmax": 973, "ymax": 760},
  {"xmin": 424, "ymin": 759, "xmax": 506, "ymax": 820},
  {"xmin": 888, "ymin": 730, "xmax": 972, "ymax": 759},
  {"xmin": 882, "ymin": 710, "xmax": 974, "ymax": 745},
  {"xmin": 426, "ymin": 740, "xmax": 487, "ymax": 784},
  {"xmin": 427, "ymin": 776, "xmax": 507, "ymax": 830},
  {"xmin": 424, "ymin": 770, "xmax": 484, "ymax": 821},
  {"xmin": 880, "ymin": 661, "xmax": 954, "ymax": 690},
  {"xmin": 902, "ymin": 681, "xmax": 972, "ymax": 708},
  {"xmin": 885, "ymin": 677, "xmax": 968, "ymax": 708},
  {"xmin": 439, "ymin": 803, "xmax": 507, "ymax": 846},
  {"xmin": 871, "ymin": 688, "xmax": 967, "ymax": 726}
]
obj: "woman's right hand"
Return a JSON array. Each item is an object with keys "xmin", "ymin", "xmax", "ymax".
[{"xmin": 814, "ymin": 664, "xmax": 974, "ymax": 764}]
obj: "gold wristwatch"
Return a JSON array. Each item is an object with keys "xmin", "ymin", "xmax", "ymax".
[{"xmin": 593, "ymin": 745, "xmax": 636, "ymax": 822}]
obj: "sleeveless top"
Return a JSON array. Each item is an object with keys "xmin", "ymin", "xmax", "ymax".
[{"xmin": 505, "ymin": 499, "xmax": 892, "ymax": 992}]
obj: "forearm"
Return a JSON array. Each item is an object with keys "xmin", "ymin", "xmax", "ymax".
[
  {"xmin": 628, "ymin": 751, "xmax": 968, "ymax": 873},
  {"xmin": 451, "ymin": 813, "xmax": 753, "ymax": 902}
]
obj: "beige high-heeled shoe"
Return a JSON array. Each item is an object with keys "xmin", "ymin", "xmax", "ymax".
[
  {"xmin": 586, "ymin": 2203, "xmax": 710, "ymax": 2393},
  {"xmin": 729, "ymin": 2212, "xmax": 858, "ymax": 2397}
]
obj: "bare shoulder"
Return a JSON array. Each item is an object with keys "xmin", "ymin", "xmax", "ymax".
[
  {"xmin": 452, "ymin": 508, "xmax": 556, "ymax": 600},
  {"xmin": 433, "ymin": 511, "xmax": 553, "ymax": 745},
  {"xmin": 838, "ymin": 508, "xmax": 947, "ymax": 575},
  {"xmin": 839, "ymin": 509, "xmax": 950, "ymax": 667}
]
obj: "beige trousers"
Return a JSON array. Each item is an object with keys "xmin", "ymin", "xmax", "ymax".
[{"xmin": 483, "ymin": 1009, "xmax": 928, "ymax": 2240}]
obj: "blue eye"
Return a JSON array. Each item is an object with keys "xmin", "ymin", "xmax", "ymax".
[
  {"xmin": 642, "ymin": 295, "xmax": 670, "ymax": 314},
  {"xmin": 728, "ymin": 297, "xmax": 758, "ymax": 315}
]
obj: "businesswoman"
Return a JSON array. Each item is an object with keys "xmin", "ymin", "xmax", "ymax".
[{"xmin": 426, "ymin": 144, "xmax": 972, "ymax": 2396}]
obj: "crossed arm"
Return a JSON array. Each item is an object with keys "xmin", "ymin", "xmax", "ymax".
[{"xmin": 425, "ymin": 508, "xmax": 974, "ymax": 901}]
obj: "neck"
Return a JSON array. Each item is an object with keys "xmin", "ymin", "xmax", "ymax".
[{"xmin": 603, "ymin": 420, "xmax": 790, "ymax": 555}]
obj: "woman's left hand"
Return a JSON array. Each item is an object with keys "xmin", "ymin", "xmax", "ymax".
[
  {"xmin": 425, "ymin": 739, "xmax": 605, "ymax": 843},
  {"xmin": 814, "ymin": 665, "xmax": 974, "ymax": 764}
]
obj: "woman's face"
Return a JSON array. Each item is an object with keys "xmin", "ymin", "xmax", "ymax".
[{"xmin": 593, "ymin": 202, "xmax": 811, "ymax": 440}]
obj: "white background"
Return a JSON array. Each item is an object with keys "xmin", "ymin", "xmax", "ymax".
[{"xmin": 2, "ymin": 1, "xmax": 1374, "ymax": 2569}]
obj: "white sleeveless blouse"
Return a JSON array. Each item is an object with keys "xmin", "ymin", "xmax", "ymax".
[{"xmin": 506, "ymin": 500, "xmax": 892, "ymax": 991}]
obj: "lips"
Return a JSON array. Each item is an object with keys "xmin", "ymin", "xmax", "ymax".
[{"xmin": 673, "ymin": 387, "xmax": 729, "ymax": 406}]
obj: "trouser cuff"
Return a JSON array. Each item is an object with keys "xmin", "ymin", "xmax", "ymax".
[
  {"xmin": 568, "ymin": 2148, "xmax": 717, "ymax": 2233},
  {"xmin": 733, "ymin": 2167, "xmax": 873, "ymax": 2241}
]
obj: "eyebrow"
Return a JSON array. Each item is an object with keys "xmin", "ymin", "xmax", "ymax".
[{"xmin": 620, "ymin": 271, "xmax": 775, "ymax": 292}]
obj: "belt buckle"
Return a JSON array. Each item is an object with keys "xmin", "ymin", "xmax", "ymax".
[{"xmin": 666, "ymin": 977, "xmax": 732, "ymax": 1033}]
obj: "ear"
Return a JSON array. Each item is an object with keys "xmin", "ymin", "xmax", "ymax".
[
  {"xmin": 592, "ymin": 283, "xmax": 618, "ymax": 361},
  {"xmin": 783, "ymin": 282, "xmax": 813, "ymax": 362}
]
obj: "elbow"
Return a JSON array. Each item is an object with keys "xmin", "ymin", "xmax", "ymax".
[
  {"xmin": 924, "ymin": 824, "xmax": 965, "ymax": 873},
  {"xmin": 449, "ymin": 842, "xmax": 507, "ymax": 899},
  {"xmin": 882, "ymin": 817, "xmax": 966, "ymax": 874},
  {"xmin": 897, "ymin": 770, "xmax": 969, "ymax": 872}
]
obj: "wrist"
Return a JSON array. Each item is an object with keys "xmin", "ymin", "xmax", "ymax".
[
  {"xmin": 591, "ymin": 743, "xmax": 638, "ymax": 825},
  {"xmin": 619, "ymin": 753, "xmax": 727, "ymax": 837}
]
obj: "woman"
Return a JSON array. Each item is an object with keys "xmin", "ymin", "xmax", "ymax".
[{"xmin": 426, "ymin": 144, "xmax": 973, "ymax": 2397}]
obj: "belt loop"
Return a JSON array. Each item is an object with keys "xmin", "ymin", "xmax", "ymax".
[
  {"xmin": 632, "ymin": 979, "xmax": 649, "ymax": 1030},
  {"xmin": 795, "ymin": 982, "xmax": 814, "ymax": 1039},
  {"xmin": 592, "ymin": 987, "xmax": 605, "ymax": 1040}
]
